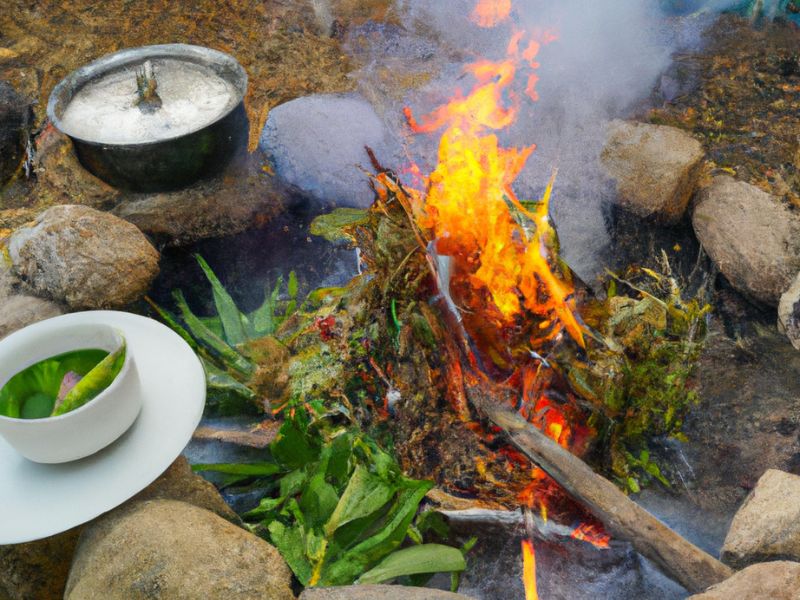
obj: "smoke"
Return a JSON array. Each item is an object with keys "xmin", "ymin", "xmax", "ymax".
[{"xmin": 352, "ymin": 0, "xmax": 718, "ymax": 283}]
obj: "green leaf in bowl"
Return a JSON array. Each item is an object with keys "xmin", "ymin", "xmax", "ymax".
[
  {"xmin": 51, "ymin": 338, "xmax": 127, "ymax": 417},
  {"xmin": 0, "ymin": 348, "xmax": 110, "ymax": 419}
]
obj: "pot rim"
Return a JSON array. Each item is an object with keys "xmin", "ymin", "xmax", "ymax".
[{"xmin": 47, "ymin": 43, "xmax": 248, "ymax": 148}]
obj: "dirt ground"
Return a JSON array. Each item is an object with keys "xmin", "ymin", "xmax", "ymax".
[{"xmin": 649, "ymin": 15, "xmax": 800, "ymax": 207}]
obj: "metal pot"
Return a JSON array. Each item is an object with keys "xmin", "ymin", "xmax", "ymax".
[{"xmin": 47, "ymin": 44, "xmax": 248, "ymax": 193}]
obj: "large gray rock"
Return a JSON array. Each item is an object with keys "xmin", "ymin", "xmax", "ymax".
[
  {"xmin": 0, "ymin": 261, "xmax": 63, "ymax": 341},
  {"xmin": 721, "ymin": 469, "xmax": 800, "ymax": 568},
  {"xmin": 112, "ymin": 150, "xmax": 286, "ymax": 246},
  {"xmin": 693, "ymin": 176, "xmax": 800, "ymax": 305},
  {"xmin": 600, "ymin": 120, "xmax": 704, "ymax": 222},
  {"xmin": 8, "ymin": 205, "xmax": 160, "ymax": 309},
  {"xmin": 0, "ymin": 82, "xmax": 30, "ymax": 186},
  {"xmin": 779, "ymin": 272, "xmax": 800, "ymax": 350},
  {"xmin": 260, "ymin": 93, "xmax": 397, "ymax": 208},
  {"xmin": 687, "ymin": 561, "xmax": 800, "ymax": 600},
  {"xmin": 300, "ymin": 585, "xmax": 474, "ymax": 600},
  {"xmin": 65, "ymin": 499, "xmax": 294, "ymax": 600}
]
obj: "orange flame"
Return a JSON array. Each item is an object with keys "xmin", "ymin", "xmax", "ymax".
[
  {"xmin": 522, "ymin": 539, "xmax": 539, "ymax": 600},
  {"xmin": 471, "ymin": 0, "xmax": 512, "ymax": 27},
  {"xmin": 404, "ymin": 30, "xmax": 584, "ymax": 351},
  {"xmin": 571, "ymin": 523, "xmax": 612, "ymax": 549},
  {"xmin": 399, "ymin": 1, "xmax": 604, "ymax": 596}
]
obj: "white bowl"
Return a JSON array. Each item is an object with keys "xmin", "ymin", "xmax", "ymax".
[{"xmin": 0, "ymin": 320, "xmax": 141, "ymax": 463}]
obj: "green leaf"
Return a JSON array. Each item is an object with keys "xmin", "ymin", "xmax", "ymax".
[
  {"xmin": 299, "ymin": 473, "xmax": 340, "ymax": 529},
  {"xmin": 195, "ymin": 254, "xmax": 247, "ymax": 346},
  {"xmin": 309, "ymin": 208, "xmax": 369, "ymax": 242},
  {"xmin": 286, "ymin": 271, "xmax": 299, "ymax": 316},
  {"xmin": 199, "ymin": 315, "xmax": 224, "ymax": 338},
  {"xmin": 202, "ymin": 359, "xmax": 255, "ymax": 400},
  {"xmin": 306, "ymin": 286, "xmax": 348, "ymax": 307},
  {"xmin": 268, "ymin": 520, "xmax": 313, "ymax": 585},
  {"xmin": 251, "ymin": 276, "xmax": 283, "ymax": 336},
  {"xmin": 414, "ymin": 510, "xmax": 450, "ymax": 541},
  {"xmin": 52, "ymin": 338, "xmax": 126, "ymax": 416},
  {"xmin": 172, "ymin": 289, "xmax": 254, "ymax": 376},
  {"xmin": 244, "ymin": 495, "xmax": 286, "ymax": 521},
  {"xmin": 145, "ymin": 297, "xmax": 200, "ymax": 351},
  {"xmin": 279, "ymin": 468, "xmax": 310, "ymax": 498},
  {"xmin": 272, "ymin": 418, "xmax": 319, "ymax": 469},
  {"xmin": 320, "ymin": 480, "xmax": 433, "ymax": 586},
  {"xmin": 191, "ymin": 462, "xmax": 282, "ymax": 476},
  {"xmin": 357, "ymin": 544, "xmax": 466, "ymax": 584},
  {"xmin": 324, "ymin": 465, "xmax": 396, "ymax": 536},
  {"xmin": 325, "ymin": 433, "xmax": 354, "ymax": 488}
]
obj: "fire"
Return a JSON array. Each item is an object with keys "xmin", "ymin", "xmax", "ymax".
[
  {"xmin": 397, "ymin": 0, "xmax": 608, "ymax": 596},
  {"xmin": 403, "ymin": 31, "xmax": 584, "ymax": 353},
  {"xmin": 522, "ymin": 539, "xmax": 539, "ymax": 600},
  {"xmin": 571, "ymin": 523, "xmax": 612, "ymax": 549},
  {"xmin": 471, "ymin": 0, "xmax": 511, "ymax": 28}
]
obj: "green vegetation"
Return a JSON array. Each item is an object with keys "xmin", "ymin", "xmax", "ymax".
[
  {"xmin": 194, "ymin": 409, "xmax": 472, "ymax": 589},
  {"xmin": 147, "ymin": 254, "xmax": 301, "ymax": 415},
  {"xmin": 573, "ymin": 255, "xmax": 712, "ymax": 492},
  {"xmin": 153, "ymin": 254, "xmax": 470, "ymax": 591}
]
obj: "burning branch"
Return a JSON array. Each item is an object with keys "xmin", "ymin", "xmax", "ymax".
[{"xmin": 468, "ymin": 385, "xmax": 733, "ymax": 593}]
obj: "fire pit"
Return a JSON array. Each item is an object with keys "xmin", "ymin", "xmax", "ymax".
[{"xmin": 47, "ymin": 44, "xmax": 248, "ymax": 192}]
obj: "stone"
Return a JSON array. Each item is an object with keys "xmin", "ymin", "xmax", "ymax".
[
  {"xmin": 112, "ymin": 149, "xmax": 286, "ymax": 246},
  {"xmin": 0, "ymin": 294, "xmax": 63, "ymax": 340},
  {"xmin": 0, "ymin": 455, "xmax": 240, "ymax": 600},
  {"xmin": 8, "ymin": 205, "xmax": 160, "ymax": 309},
  {"xmin": 0, "ymin": 261, "xmax": 63, "ymax": 341},
  {"xmin": 600, "ymin": 120, "xmax": 704, "ymax": 222},
  {"xmin": 0, "ymin": 81, "xmax": 31, "ymax": 186},
  {"xmin": 687, "ymin": 561, "xmax": 800, "ymax": 600},
  {"xmin": 0, "ymin": 527, "xmax": 81, "ymax": 600},
  {"xmin": 130, "ymin": 455, "xmax": 241, "ymax": 524},
  {"xmin": 260, "ymin": 93, "xmax": 398, "ymax": 208},
  {"xmin": 779, "ymin": 271, "xmax": 800, "ymax": 350},
  {"xmin": 299, "ymin": 585, "xmax": 474, "ymax": 600},
  {"xmin": 693, "ymin": 175, "xmax": 800, "ymax": 305},
  {"xmin": 65, "ymin": 499, "xmax": 294, "ymax": 600},
  {"xmin": 720, "ymin": 469, "xmax": 800, "ymax": 568}
]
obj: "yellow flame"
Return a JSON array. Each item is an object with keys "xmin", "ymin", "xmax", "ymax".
[{"xmin": 522, "ymin": 539, "xmax": 539, "ymax": 600}]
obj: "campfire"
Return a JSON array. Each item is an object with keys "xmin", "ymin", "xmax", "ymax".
[{"xmin": 395, "ymin": 10, "xmax": 600, "ymax": 595}]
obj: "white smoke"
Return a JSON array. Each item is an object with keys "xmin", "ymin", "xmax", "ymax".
[{"xmin": 364, "ymin": 0, "xmax": 717, "ymax": 283}]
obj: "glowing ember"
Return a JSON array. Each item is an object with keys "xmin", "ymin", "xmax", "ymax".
[
  {"xmin": 521, "ymin": 539, "xmax": 539, "ymax": 600},
  {"xmin": 571, "ymin": 523, "xmax": 612, "ymax": 549}
]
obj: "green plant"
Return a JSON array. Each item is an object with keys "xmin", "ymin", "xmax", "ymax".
[
  {"xmin": 147, "ymin": 254, "xmax": 299, "ymax": 414},
  {"xmin": 194, "ymin": 409, "xmax": 472, "ymax": 589},
  {"xmin": 580, "ymin": 256, "xmax": 711, "ymax": 493}
]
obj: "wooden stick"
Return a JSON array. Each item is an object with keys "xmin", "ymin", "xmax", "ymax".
[{"xmin": 474, "ymin": 397, "xmax": 733, "ymax": 593}]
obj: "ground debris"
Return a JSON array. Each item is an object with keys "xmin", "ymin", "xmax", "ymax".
[{"xmin": 649, "ymin": 15, "xmax": 800, "ymax": 206}]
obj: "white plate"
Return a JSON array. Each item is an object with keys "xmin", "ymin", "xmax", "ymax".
[{"xmin": 0, "ymin": 311, "xmax": 206, "ymax": 544}]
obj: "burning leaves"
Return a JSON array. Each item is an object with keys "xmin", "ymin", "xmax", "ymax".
[{"xmin": 402, "ymin": 30, "xmax": 583, "ymax": 368}]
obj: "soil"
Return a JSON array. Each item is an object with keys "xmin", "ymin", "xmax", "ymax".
[{"xmin": 649, "ymin": 15, "xmax": 800, "ymax": 207}]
